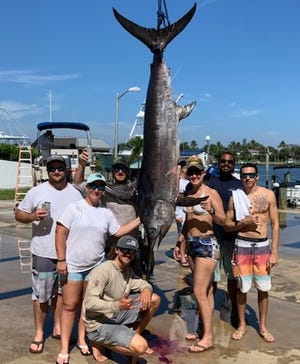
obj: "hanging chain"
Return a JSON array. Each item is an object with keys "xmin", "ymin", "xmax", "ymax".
[{"xmin": 157, "ymin": 0, "xmax": 170, "ymax": 29}]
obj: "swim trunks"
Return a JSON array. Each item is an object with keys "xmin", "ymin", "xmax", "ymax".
[{"xmin": 232, "ymin": 236, "xmax": 271, "ymax": 293}]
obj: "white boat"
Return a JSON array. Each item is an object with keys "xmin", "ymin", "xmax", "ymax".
[{"xmin": 272, "ymin": 164, "xmax": 300, "ymax": 208}]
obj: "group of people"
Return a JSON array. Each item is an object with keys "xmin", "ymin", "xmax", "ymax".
[
  {"xmin": 173, "ymin": 152, "xmax": 279, "ymax": 352},
  {"xmin": 15, "ymin": 152, "xmax": 160, "ymax": 364},
  {"xmin": 15, "ymin": 148, "xmax": 279, "ymax": 361}
]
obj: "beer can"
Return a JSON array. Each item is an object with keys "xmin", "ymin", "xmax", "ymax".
[
  {"xmin": 42, "ymin": 202, "xmax": 51, "ymax": 219},
  {"xmin": 86, "ymin": 144, "xmax": 92, "ymax": 164}
]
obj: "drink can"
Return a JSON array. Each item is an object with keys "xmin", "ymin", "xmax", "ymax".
[
  {"xmin": 87, "ymin": 144, "xmax": 92, "ymax": 164},
  {"xmin": 42, "ymin": 202, "xmax": 51, "ymax": 219}
]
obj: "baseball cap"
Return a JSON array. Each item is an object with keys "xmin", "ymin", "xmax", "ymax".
[
  {"xmin": 46, "ymin": 155, "xmax": 66, "ymax": 166},
  {"xmin": 86, "ymin": 173, "xmax": 106, "ymax": 184},
  {"xmin": 112, "ymin": 159, "xmax": 130, "ymax": 172},
  {"xmin": 187, "ymin": 155, "xmax": 205, "ymax": 172},
  {"xmin": 116, "ymin": 235, "xmax": 139, "ymax": 251}
]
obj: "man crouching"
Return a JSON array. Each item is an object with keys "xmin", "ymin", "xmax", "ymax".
[{"xmin": 82, "ymin": 235, "xmax": 160, "ymax": 362}]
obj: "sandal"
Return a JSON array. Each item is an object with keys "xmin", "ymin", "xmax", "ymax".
[
  {"xmin": 56, "ymin": 353, "xmax": 69, "ymax": 364},
  {"xmin": 259, "ymin": 331, "xmax": 275, "ymax": 343},
  {"xmin": 180, "ymin": 260, "xmax": 190, "ymax": 267},
  {"xmin": 29, "ymin": 340, "xmax": 44, "ymax": 354},
  {"xmin": 51, "ymin": 334, "xmax": 61, "ymax": 340},
  {"xmin": 232, "ymin": 328, "xmax": 247, "ymax": 340},
  {"xmin": 185, "ymin": 333, "xmax": 198, "ymax": 340},
  {"xmin": 76, "ymin": 344, "xmax": 91, "ymax": 356},
  {"xmin": 188, "ymin": 341, "xmax": 215, "ymax": 353}
]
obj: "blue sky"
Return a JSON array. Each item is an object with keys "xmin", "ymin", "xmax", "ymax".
[{"xmin": 0, "ymin": 0, "xmax": 299, "ymax": 149}]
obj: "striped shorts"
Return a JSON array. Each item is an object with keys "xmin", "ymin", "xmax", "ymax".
[
  {"xmin": 31, "ymin": 255, "xmax": 58, "ymax": 303},
  {"xmin": 232, "ymin": 236, "xmax": 271, "ymax": 293}
]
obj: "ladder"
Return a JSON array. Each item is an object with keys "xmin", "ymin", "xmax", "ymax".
[
  {"xmin": 14, "ymin": 146, "xmax": 34, "ymax": 208},
  {"xmin": 17, "ymin": 239, "xmax": 32, "ymax": 273}
]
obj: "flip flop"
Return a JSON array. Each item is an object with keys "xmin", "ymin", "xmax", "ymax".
[
  {"xmin": 259, "ymin": 331, "xmax": 275, "ymax": 343},
  {"xmin": 232, "ymin": 328, "xmax": 247, "ymax": 340},
  {"xmin": 52, "ymin": 334, "xmax": 61, "ymax": 340},
  {"xmin": 56, "ymin": 353, "xmax": 69, "ymax": 364},
  {"xmin": 77, "ymin": 344, "xmax": 91, "ymax": 356},
  {"xmin": 188, "ymin": 341, "xmax": 215, "ymax": 353},
  {"xmin": 185, "ymin": 333, "xmax": 199, "ymax": 340},
  {"xmin": 29, "ymin": 340, "xmax": 44, "ymax": 354},
  {"xmin": 180, "ymin": 260, "xmax": 189, "ymax": 268}
]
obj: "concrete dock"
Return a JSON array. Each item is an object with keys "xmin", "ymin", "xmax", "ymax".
[{"xmin": 1, "ymin": 200, "xmax": 300, "ymax": 364}]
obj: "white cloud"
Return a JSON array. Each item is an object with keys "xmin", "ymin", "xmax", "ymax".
[
  {"xmin": 199, "ymin": 93, "xmax": 212, "ymax": 102},
  {"xmin": 231, "ymin": 108, "xmax": 263, "ymax": 118},
  {"xmin": 199, "ymin": 0, "xmax": 218, "ymax": 8},
  {"xmin": 1, "ymin": 101, "xmax": 45, "ymax": 119},
  {"xmin": 0, "ymin": 69, "xmax": 80, "ymax": 85}
]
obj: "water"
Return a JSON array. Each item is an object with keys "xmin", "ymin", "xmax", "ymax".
[{"xmin": 235, "ymin": 164, "xmax": 300, "ymax": 188}]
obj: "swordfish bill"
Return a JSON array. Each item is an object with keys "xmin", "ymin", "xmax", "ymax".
[{"xmin": 113, "ymin": 4, "xmax": 196, "ymax": 269}]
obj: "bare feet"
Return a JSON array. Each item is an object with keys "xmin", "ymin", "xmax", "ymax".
[
  {"xmin": 92, "ymin": 343, "xmax": 108, "ymax": 362},
  {"xmin": 145, "ymin": 347, "xmax": 154, "ymax": 354}
]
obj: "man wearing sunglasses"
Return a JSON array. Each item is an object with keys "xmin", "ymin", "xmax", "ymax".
[
  {"xmin": 83, "ymin": 235, "xmax": 160, "ymax": 362},
  {"xmin": 205, "ymin": 151, "xmax": 243, "ymax": 327},
  {"xmin": 15, "ymin": 155, "xmax": 83, "ymax": 355},
  {"xmin": 225, "ymin": 163, "xmax": 279, "ymax": 343}
]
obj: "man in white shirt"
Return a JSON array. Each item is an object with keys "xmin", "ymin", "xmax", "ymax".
[{"xmin": 15, "ymin": 155, "xmax": 82, "ymax": 354}]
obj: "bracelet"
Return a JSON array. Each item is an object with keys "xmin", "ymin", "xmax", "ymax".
[
  {"xmin": 176, "ymin": 241, "xmax": 182, "ymax": 248},
  {"xmin": 57, "ymin": 258, "xmax": 66, "ymax": 262}
]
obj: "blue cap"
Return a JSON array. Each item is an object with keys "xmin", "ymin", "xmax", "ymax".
[{"xmin": 86, "ymin": 173, "xmax": 106, "ymax": 184}]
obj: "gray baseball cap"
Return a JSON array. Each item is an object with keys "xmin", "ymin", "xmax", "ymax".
[
  {"xmin": 116, "ymin": 235, "xmax": 139, "ymax": 251},
  {"xmin": 46, "ymin": 155, "xmax": 66, "ymax": 165}
]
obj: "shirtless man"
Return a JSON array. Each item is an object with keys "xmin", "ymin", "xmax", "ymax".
[
  {"xmin": 225, "ymin": 163, "xmax": 279, "ymax": 343},
  {"xmin": 180, "ymin": 156, "xmax": 225, "ymax": 353}
]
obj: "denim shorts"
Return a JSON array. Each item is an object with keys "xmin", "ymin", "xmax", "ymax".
[{"xmin": 186, "ymin": 236, "xmax": 220, "ymax": 262}]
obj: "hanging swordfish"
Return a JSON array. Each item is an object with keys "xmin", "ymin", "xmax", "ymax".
[{"xmin": 113, "ymin": 4, "xmax": 197, "ymax": 275}]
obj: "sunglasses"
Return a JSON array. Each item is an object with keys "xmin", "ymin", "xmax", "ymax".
[
  {"xmin": 112, "ymin": 166, "xmax": 129, "ymax": 173},
  {"xmin": 240, "ymin": 172, "xmax": 257, "ymax": 179},
  {"xmin": 88, "ymin": 184, "xmax": 106, "ymax": 191},
  {"xmin": 219, "ymin": 159, "xmax": 234, "ymax": 165},
  {"xmin": 187, "ymin": 169, "xmax": 204, "ymax": 177},
  {"xmin": 119, "ymin": 247, "xmax": 136, "ymax": 255},
  {"xmin": 48, "ymin": 166, "xmax": 66, "ymax": 172}
]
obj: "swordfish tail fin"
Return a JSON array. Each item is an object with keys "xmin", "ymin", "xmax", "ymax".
[{"xmin": 113, "ymin": 3, "xmax": 197, "ymax": 54}]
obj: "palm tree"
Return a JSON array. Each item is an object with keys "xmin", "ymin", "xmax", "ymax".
[{"xmin": 127, "ymin": 136, "xmax": 143, "ymax": 166}]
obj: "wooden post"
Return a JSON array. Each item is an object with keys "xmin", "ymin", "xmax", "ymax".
[{"xmin": 279, "ymin": 187, "xmax": 287, "ymax": 209}]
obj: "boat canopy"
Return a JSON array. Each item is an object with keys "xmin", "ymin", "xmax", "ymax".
[{"xmin": 37, "ymin": 122, "xmax": 90, "ymax": 132}]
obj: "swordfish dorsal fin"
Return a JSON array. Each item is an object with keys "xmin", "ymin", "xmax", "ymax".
[{"xmin": 113, "ymin": 3, "xmax": 197, "ymax": 54}]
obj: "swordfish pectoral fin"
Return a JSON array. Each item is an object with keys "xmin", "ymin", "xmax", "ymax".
[
  {"xmin": 113, "ymin": 3, "xmax": 197, "ymax": 53},
  {"xmin": 177, "ymin": 101, "xmax": 197, "ymax": 121}
]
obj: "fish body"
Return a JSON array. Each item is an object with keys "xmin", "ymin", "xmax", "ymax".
[{"xmin": 113, "ymin": 4, "xmax": 196, "ymax": 276}]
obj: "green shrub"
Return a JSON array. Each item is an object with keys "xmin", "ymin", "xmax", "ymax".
[{"xmin": 0, "ymin": 189, "xmax": 15, "ymax": 200}]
